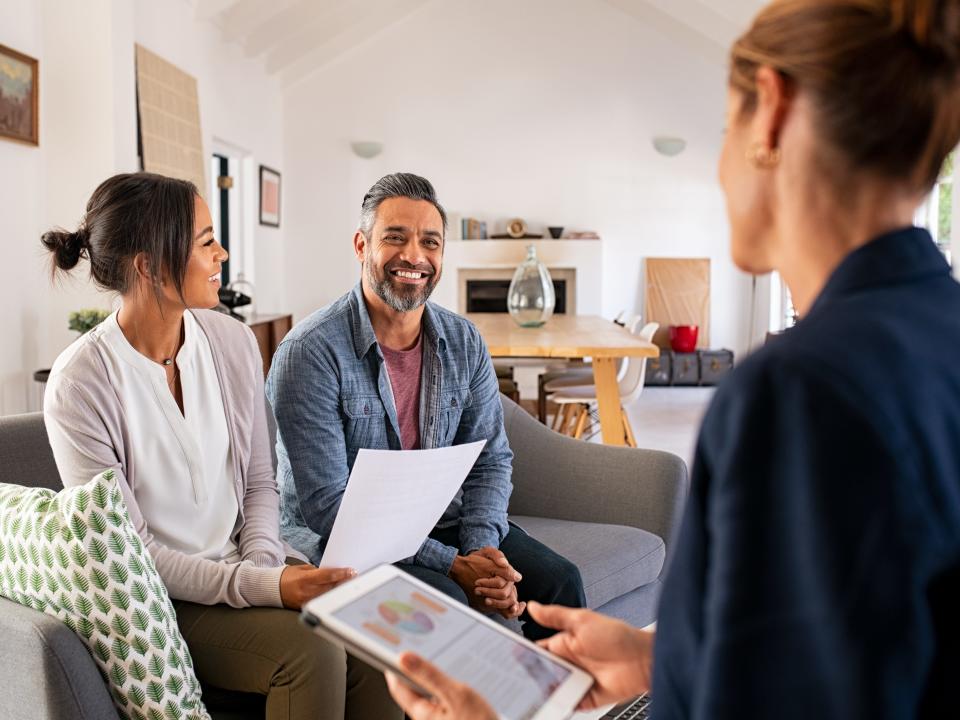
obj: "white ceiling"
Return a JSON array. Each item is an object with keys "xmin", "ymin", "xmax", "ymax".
[{"xmin": 195, "ymin": 0, "xmax": 765, "ymax": 88}]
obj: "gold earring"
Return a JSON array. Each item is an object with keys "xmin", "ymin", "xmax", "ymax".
[{"xmin": 746, "ymin": 143, "xmax": 781, "ymax": 168}]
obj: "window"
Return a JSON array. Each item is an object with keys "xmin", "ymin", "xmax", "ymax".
[{"xmin": 916, "ymin": 149, "xmax": 956, "ymax": 263}]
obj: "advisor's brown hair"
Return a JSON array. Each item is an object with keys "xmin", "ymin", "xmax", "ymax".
[{"xmin": 730, "ymin": 0, "xmax": 960, "ymax": 190}]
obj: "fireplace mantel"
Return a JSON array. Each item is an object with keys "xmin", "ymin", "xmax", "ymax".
[{"xmin": 432, "ymin": 238, "xmax": 603, "ymax": 316}]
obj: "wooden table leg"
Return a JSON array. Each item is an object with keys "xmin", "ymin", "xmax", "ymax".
[{"xmin": 592, "ymin": 357, "xmax": 625, "ymax": 446}]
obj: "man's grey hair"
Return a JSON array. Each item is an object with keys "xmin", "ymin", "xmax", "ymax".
[{"xmin": 358, "ymin": 172, "xmax": 448, "ymax": 238}]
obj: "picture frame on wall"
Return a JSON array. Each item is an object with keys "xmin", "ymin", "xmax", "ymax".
[
  {"xmin": 0, "ymin": 43, "xmax": 39, "ymax": 146},
  {"xmin": 259, "ymin": 165, "xmax": 281, "ymax": 227}
]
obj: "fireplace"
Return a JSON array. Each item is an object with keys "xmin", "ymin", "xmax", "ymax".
[
  {"xmin": 458, "ymin": 268, "xmax": 577, "ymax": 315},
  {"xmin": 465, "ymin": 279, "xmax": 568, "ymax": 314}
]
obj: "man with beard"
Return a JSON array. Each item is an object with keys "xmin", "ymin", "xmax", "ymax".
[{"xmin": 266, "ymin": 173, "xmax": 585, "ymax": 638}]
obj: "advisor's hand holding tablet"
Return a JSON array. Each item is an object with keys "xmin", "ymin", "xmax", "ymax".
[
  {"xmin": 531, "ymin": 603, "xmax": 654, "ymax": 711},
  {"xmin": 303, "ymin": 565, "xmax": 593, "ymax": 720}
]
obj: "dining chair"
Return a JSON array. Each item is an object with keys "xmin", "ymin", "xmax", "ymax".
[
  {"xmin": 536, "ymin": 313, "xmax": 638, "ymax": 423},
  {"xmin": 549, "ymin": 322, "xmax": 659, "ymax": 447}
]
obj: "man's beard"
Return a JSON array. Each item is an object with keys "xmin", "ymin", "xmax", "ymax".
[{"xmin": 365, "ymin": 257, "xmax": 440, "ymax": 313}]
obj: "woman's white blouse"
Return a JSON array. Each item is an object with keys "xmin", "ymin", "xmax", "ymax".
[{"xmin": 97, "ymin": 310, "xmax": 241, "ymax": 562}]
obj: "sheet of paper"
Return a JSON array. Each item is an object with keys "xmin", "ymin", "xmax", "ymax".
[{"xmin": 319, "ymin": 440, "xmax": 487, "ymax": 572}]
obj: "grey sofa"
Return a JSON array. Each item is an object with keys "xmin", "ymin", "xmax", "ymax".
[{"xmin": 0, "ymin": 398, "xmax": 687, "ymax": 719}]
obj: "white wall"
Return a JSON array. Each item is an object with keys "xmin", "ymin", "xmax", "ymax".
[
  {"xmin": 0, "ymin": 0, "xmax": 286, "ymax": 415},
  {"xmin": 281, "ymin": 0, "xmax": 753, "ymax": 354}
]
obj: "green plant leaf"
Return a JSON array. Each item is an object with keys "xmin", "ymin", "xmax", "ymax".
[
  {"xmin": 96, "ymin": 618, "xmax": 112, "ymax": 636},
  {"xmin": 112, "ymin": 613, "xmax": 132, "ymax": 637},
  {"xmin": 107, "ymin": 510, "xmax": 125, "ymax": 528},
  {"xmin": 132, "ymin": 635, "xmax": 150, "ymax": 656},
  {"xmin": 29, "ymin": 569, "xmax": 42, "ymax": 593},
  {"xmin": 56, "ymin": 546, "xmax": 71, "ymax": 569},
  {"xmin": 93, "ymin": 638, "xmax": 111, "ymax": 663},
  {"xmin": 128, "ymin": 683, "xmax": 146, "ymax": 706},
  {"xmin": 69, "ymin": 514, "xmax": 87, "ymax": 542},
  {"xmin": 130, "ymin": 581, "xmax": 148, "ymax": 604},
  {"xmin": 90, "ymin": 567, "xmax": 109, "ymax": 591},
  {"xmin": 112, "ymin": 587, "xmax": 131, "ymax": 612},
  {"xmin": 110, "ymin": 560, "xmax": 130, "ymax": 585},
  {"xmin": 89, "ymin": 536, "xmax": 109, "ymax": 563},
  {"xmin": 148, "ymin": 709, "xmax": 164, "ymax": 720},
  {"xmin": 43, "ymin": 569, "xmax": 58, "ymax": 592},
  {"xmin": 149, "ymin": 627, "xmax": 168, "ymax": 652},
  {"xmin": 108, "ymin": 530, "xmax": 127, "ymax": 556},
  {"xmin": 164, "ymin": 673, "xmax": 183, "ymax": 696},
  {"xmin": 148, "ymin": 653, "xmax": 166, "ymax": 677},
  {"xmin": 58, "ymin": 592, "xmax": 75, "ymax": 614},
  {"xmin": 76, "ymin": 594, "xmax": 92, "ymax": 616},
  {"xmin": 16, "ymin": 566, "xmax": 27, "ymax": 590},
  {"xmin": 27, "ymin": 543, "xmax": 40, "ymax": 566},
  {"xmin": 43, "ymin": 516, "xmax": 61, "ymax": 542},
  {"xmin": 132, "ymin": 607, "xmax": 150, "ymax": 631},
  {"xmin": 146, "ymin": 680, "xmax": 165, "ymax": 704},
  {"xmin": 164, "ymin": 699, "xmax": 184, "ymax": 720},
  {"xmin": 128, "ymin": 554, "xmax": 145, "ymax": 576},
  {"xmin": 109, "ymin": 663, "xmax": 128, "ymax": 687},
  {"xmin": 70, "ymin": 545, "xmax": 88, "ymax": 569},
  {"xmin": 149, "ymin": 601, "xmax": 165, "ymax": 624},
  {"xmin": 41, "ymin": 546, "xmax": 54, "ymax": 568},
  {"xmin": 94, "ymin": 592, "xmax": 111, "ymax": 615},
  {"xmin": 92, "ymin": 481, "xmax": 109, "ymax": 509},
  {"xmin": 167, "ymin": 648, "xmax": 181, "ymax": 669},
  {"xmin": 72, "ymin": 570, "xmax": 90, "ymax": 593},
  {"xmin": 62, "ymin": 615, "xmax": 77, "ymax": 634},
  {"xmin": 113, "ymin": 636, "xmax": 131, "ymax": 661},
  {"xmin": 74, "ymin": 488, "xmax": 90, "ymax": 513}
]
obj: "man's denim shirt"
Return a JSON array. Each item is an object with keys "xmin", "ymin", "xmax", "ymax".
[{"xmin": 265, "ymin": 284, "xmax": 514, "ymax": 574}]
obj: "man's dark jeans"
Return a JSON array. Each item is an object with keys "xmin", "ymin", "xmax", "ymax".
[{"xmin": 396, "ymin": 524, "xmax": 586, "ymax": 640}]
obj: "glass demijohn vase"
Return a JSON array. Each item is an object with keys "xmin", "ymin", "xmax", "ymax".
[{"xmin": 507, "ymin": 245, "xmax": 556, "ymax": 327}]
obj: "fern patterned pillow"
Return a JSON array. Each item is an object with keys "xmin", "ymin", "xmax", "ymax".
[{"xmin": 0, "ymin": 471, "xmax": 210, "ymax": 720}]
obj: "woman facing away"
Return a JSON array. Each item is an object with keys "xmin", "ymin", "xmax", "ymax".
[
  {"xmin": 385, "ymin": 0, "xmax": 960, "ymax": 718},
  {"xmin": 41, "ymin": 172, "xmax": 402, "ymax": 720}
]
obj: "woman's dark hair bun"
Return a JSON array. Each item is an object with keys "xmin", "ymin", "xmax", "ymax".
[
  {"xmin": 41, "ymin": 227, "xmax": 88, "ymax": 272},
  {"xmin": 891, "ymin": 0, "xmax": 960, "ymax": 65}
]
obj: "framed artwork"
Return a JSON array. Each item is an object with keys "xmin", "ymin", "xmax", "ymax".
[
  {"xmin": 259, "ymin": 165, "xmax": 281, "ymax": 227},
  {"xmin": 0, "ymin": 43, "xmax": 39, "ymax": 146}
]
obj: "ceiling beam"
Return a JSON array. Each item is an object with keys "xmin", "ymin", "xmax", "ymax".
[
  {"xmin": 242, "ymin": 0, "xmax": 348, "ymax": 58},
  {"xmin": 217, "ymin": 0, "xmax": 302, "ymax": 43},
  {"xmin": 279, "ymin": 0, "xmax": 430, "ymax": 88},
  {"xmin": 600, "ymin": 0, "xmax": 730, "ymax": 65}
]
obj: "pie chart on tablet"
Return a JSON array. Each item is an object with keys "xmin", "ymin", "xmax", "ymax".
[{"xmin": 379, "ymin": 600, "xmax": 434, "ymax": 634}]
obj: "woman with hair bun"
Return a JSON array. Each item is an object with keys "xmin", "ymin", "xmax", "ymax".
[
  {"xmin": 385, "ymin": 1, "xmax": 960, "ymax": 718},
  {"xmin": 41, "ymin": 172, "xmax": 401, "ymax": 720}
]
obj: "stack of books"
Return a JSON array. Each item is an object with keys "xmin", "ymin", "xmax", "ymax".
[{"xmin": 461, "ymin": 217, "xmax": 487, "ymax": 239}]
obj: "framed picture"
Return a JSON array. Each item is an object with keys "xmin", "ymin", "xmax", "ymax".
[
  {"xmin": 259, "ymin": 165, "xmax": 281, "ymax": 227},
  {"xmin": 0, "ymin": 43, "xmax": 39, "ymax": 146}
]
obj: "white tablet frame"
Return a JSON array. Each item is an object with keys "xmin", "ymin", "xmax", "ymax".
[{"xmin": 302, "ymin": 564, "xmax": 593, "ymax": 720}]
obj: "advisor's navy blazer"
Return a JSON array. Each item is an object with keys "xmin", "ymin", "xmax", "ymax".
[{"xmin": 654, "ymin": 227, "xmax": 960, "ymax": 718}]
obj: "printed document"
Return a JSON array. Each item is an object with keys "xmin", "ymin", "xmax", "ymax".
[{"xmin": 319, "ymin": 440, "xmax": 486, "ymax": 571}]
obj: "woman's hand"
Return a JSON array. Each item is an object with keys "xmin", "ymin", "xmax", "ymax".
[
  {"xmin": 279, "ymin": 564, "xmax": 356, "ymax": 610},
  {"xmin": 386, "ymin": 653, "xmax": 497, "ymax": 720},
  {"xmin": 530, "ymin": 601, "xmax": 654, "ymax": 710}
]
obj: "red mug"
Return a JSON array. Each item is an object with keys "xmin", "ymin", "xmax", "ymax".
[{"xmin": 669, "ymin": 325, "xmax": 699, "ymax": 353}]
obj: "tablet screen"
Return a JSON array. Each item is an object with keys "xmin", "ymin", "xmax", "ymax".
[{"xmin": 332, "ymin": 575, "xmax": 572, "ymax": 720}]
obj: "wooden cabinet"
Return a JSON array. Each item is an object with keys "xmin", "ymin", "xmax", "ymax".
[{"xmin": 246, "ymin": 313, "xmax": 293, "ymax": 377}]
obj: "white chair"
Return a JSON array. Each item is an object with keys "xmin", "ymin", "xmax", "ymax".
[
  {"xmin": 549, "ymin": 322, "xmax": 659, "ymax": 447},
  {"xmin": 536, "ymin": 314, "xmax": 639, "ymax": 422}
]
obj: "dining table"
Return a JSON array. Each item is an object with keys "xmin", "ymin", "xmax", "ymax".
[{"xmin": 467, "ymin": 314, "xmax": 660, "ymax": 446}]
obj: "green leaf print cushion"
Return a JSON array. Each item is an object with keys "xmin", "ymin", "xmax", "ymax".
[{"xmin": 0, "ymin": 471, "xmax": 210, "ymax": 720}]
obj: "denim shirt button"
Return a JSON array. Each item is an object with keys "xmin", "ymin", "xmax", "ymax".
[
  {"xmin": 364, "ymin": 404, "xmax": 370, "ymax": 414},
  {"xmin": 452, "ymin": 398, "xmax": 458, "ymax": 407}
]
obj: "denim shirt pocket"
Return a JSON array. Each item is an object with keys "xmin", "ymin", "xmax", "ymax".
[
  {"xmin": 341, "ymin": 395, "xmax": 388, "ymax": 449},
  {"xmin": 438, "ymin": 386, "xmax": 473, "ymax": 445}
]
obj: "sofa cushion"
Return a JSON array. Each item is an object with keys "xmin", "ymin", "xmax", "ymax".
[
  {"xmin": 509, "ymin": 516, "xmax": 665, "ymax": 610},
  {"xmin": 0, "ymin": 471, "xmax": 210, "ymax": 720}
]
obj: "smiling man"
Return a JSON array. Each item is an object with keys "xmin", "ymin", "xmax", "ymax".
[{"xmin": 266, "ymin": 173, "xmax": 584, "ymax": 639}]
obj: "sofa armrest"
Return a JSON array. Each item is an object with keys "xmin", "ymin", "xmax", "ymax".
[
  {"xmin": 501, "ymin": 396, "xmax": 689, "ymax": 559},
  {"xmin": 0, "ymin": 597, "xmax": 118, "ymax": 720}
]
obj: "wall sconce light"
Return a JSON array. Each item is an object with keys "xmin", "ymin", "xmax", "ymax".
[
  {"xmin": 652, "ymin": 136, "xmax": 687, "ymax": 157},
  {"xmin": 350, "ymin": 141, "xmax": 384, "ymax": 159}
]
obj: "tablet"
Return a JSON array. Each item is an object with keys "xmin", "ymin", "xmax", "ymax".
[{"xmin": 302, "ymin": 564, "xmax": 593, "ymax": 720}]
